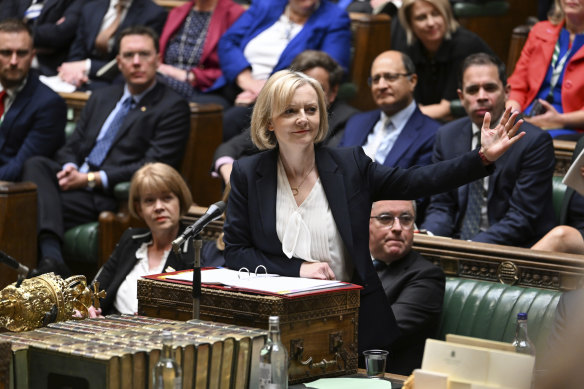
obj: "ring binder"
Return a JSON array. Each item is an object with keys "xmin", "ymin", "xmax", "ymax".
[
  {"xmin": 238, "ymin": 267, "xmax": 250, "ymax": 279},
  {"xmin": 254, "ymin": 265, "xmax": 267, "ymax": 277}
]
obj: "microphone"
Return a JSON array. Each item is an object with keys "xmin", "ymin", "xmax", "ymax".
[
  {"xmin": 172, "ymin": 201, "xmax": 226, "ymax": 252},
  {"xmin": 0, "ymin": 250, "xmax": 30, "ymax": 286}
]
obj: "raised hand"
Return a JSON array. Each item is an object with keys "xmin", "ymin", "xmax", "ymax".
[{"xmin": 480, "ymin": 106, "xmax": 526, "ymax": 162}]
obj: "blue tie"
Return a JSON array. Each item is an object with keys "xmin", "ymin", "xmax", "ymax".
[{"xmin": 87, "ymin": 97, "xmax": 133, "ymax": 168}]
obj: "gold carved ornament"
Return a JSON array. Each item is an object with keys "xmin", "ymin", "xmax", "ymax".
[{"xmin": 0, "ymin": 273, "xmax": 106, "ymax": 332}]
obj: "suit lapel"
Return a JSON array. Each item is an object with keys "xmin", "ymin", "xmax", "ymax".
[
  {"xmin": 111, "ymin": 82, "xmax": 162, "ymax": 146},
  {"xmin": 0, "ymin": 74, "xmax": 36, "ymax": 149},
  {"xmin": 89, "ymin": 1, "xmax": 110, "ymax": 43},
  {"xmin": 457, "ymin": 120, "xmax": 474, "ymax": 213},
  {"xmin": 384, "ymin": 108, "xmax": 420, "ymax": 167},
  {"xmin": 350, "ymin": 111, "xmax": 380, "ymax": 147},
  {"xmin": 316, "ymin": 147, "xmax": 354, "ymax": 253},
  {"xmin": 255, "ymin": 150, "xmax": 278, "ymax": 239}
]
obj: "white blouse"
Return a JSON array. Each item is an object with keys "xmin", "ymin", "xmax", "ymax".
[
  {"xmin": 275, "ymin": 159, "xmax": 352, "ymax": 281},
  {"xmin": 113, "ymin": 241, "xmax": 168, "ymax": 314},
  {"xmin": 243, "ymin": 13, "xmax": 303, "ymax": 80}
]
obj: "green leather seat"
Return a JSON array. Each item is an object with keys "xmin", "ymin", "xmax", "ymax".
[
  {"xmin": 552, "ymin": 176, "xmax": 567, "ymax": 225},
  {"xmin": 452, "ymin": 1, "xmax": 510, "ymax": 18},
  {"xmin": 441, "ymin": 278, "xmax": 561, "ymax": 357},
  {"xmin": 62, "ymin": 182, "xmax": 131, "ymax": 265}
]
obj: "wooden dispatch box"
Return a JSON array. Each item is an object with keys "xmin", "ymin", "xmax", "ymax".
[{"xmin": 137, "ymin": 275, "xmax": 360, "ymax": 384}]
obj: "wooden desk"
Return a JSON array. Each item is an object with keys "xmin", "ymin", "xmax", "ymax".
[{"xmin": 412, "ymin": 234, "xmax": 584, "ymax": 291}]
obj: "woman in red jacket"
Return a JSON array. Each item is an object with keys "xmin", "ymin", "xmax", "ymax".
[{"xmin": 507, "ymin": 0, "xmax": 584, "ymax": 139}]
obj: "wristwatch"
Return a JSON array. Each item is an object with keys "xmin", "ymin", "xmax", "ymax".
[{"xmin": 87, "ymin": 172, "xmax": 96, "ymax": 189}]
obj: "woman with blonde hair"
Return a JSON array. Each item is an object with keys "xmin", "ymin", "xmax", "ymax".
[
  {"xmin": 393, "ymin": 0, "xmax": 494, "ymax": 121},
  {"xmin": 223, "ymin": 69, "xmax": 524, "ymax": 355},
  {"xmin": 92, "ymin": 162, "xmax": 194, "ymax": 316},
  {"xmin": 507, "ymin": 0, "xmax": 584, "ymax": 139}
]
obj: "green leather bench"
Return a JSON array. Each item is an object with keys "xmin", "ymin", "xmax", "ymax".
[{"xmin": 441, "ymin": 278, "xmax": 561, "ymax": 358}]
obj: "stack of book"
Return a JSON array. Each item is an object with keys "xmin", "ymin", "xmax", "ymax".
[{"xmin": 0, "ymin": 315, "xmax": 267, "ymax": 389}]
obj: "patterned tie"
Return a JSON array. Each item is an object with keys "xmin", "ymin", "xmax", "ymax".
[
  {"xmin": 94, "ymin": 1, "xmax": 126, "ymax": 55},
  {"xmin": 460, "ymin": 178, "xmax": 485, "ymax": 240},
  {"xmin": 86, "ymin": 97, "xmax": 133, "ymax": 168}
]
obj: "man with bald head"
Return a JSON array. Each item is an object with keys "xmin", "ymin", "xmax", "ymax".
[
  {"xmin": 340, "ymin": 50, "xmax": 439, "ymax": 220},
  {"xmin": 369, "ymin": 199, "xmax": 445, "ymax": 375}
]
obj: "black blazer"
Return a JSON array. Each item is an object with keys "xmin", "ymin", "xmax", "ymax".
[
  {"xmin": 224, "ymin": 145, "xmax": 491, "ymax": 352},
  {"xmin": 377, "ymin": 250, "xmax": 445, "ymax": 375},
  {"xmin": 54, "ymin": 82, "xmax": 190, "ymax": 189},
  {"xmin": 95, "ymin": 228, "xmax": 194, "ymax": 315},
  {"xmin": 68, "ymin": 0, "xmax": 167, "ymax": 78},
  {"xmin": 0, "ymin": 71, "xmax": 66, "ymax": 181},
  {"xmin": 422, "ymin": 117, "xmax": 555, "ymax": 247}
]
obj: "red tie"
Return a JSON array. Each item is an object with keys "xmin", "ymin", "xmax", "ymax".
[{"xmin": 0, "ymin": 91, "xmax": 6, "ymax": 118}]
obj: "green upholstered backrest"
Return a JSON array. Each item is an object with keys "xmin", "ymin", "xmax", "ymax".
[
  {"xmin": 552, "ymin": 176, "xmax": 568, "ymax": 225},
  {"xmin": 63, "ymin": 221, "xmax": 99, "ymax": 264},
  {"xmin": 452, "ymin": 1, "xmax": 510, "ymax": 18},
  {"xmin": 441, "ymin": 278, "xmax": 561, "ymax": 358}
]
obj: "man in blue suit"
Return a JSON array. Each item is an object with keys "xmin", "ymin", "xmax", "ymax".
[
  {"xmin": 421, "ymin": 53, "xmax": 555, "ymax": 247},
  {"xmin": 57, "ymin": 0, "xmax": 167, "ymax": 90},
  {"xmin": 0, "ymin": 19, "xmax": 66, "ymax": 181},
  {"xmin": 340, "ymin": 50, "xmax": 440, "ymax": 220}
]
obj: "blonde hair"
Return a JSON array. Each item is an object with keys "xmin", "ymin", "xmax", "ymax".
[
  {"xmin": 128, "ymin": 162, "xmax": 193, "ymax": 220},
  {"xmin": 399, "ymin": 0, "xmax": 459, "ymax": 45},
  {"xmin": 250, "ymin": 70, "xmax": 329, "ymax": 150},
  {"xmin": 548, "ymin": 0, "xmax": 565, "ymax": 25}
]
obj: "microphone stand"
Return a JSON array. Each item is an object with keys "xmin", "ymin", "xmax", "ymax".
[{"xmin": 192, "ymin": 235, "xmax": 202, "ymax": 320}]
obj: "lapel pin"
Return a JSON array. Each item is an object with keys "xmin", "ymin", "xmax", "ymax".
[{"xmin": 141, "ymin": 106, "xmax": 146, "ymax": 112}]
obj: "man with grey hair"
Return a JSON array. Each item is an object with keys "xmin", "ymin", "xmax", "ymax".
[{"xmin": 369, "ymin": 199, "xmax": 445, "ymax": 376}]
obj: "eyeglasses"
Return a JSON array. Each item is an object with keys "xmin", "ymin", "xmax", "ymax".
[
  {"xmin": 120, "ymin": 50, "xmax": 154, "ymax": 61},
  {"xmin": 370, "ymin": 213, "xmax": 415, "ymax": 229},
  {"xmin": 368, "ymin": 72, "xmax": 411, "ymax": 86}
]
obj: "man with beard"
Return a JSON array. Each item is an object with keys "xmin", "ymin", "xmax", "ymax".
[
  {"xmin": 369, "ymin": 199, "xmax": 445, "ymax": 376},
  {"xmin": 0, "ymin": 18, "xmax": 66, "ymax": 181},
  {"xmin": 422, "ymin": 53, "xmax": 555, "ymax": 247}
]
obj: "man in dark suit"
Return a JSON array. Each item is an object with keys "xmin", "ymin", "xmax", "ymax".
[
  {"xmin": 0, "ymin": 19, "xmax": 66, "ymax": 181},
  {"xmin": 422, "ymin": 53, "xmax": 555, "ymax": 247},
  {"xmin": 57, "ymin": 0, "xmax": 167, "ymax": 90},
  {"xmin": 212, "ymin": 50, "xmax": 359, "ymax": 184},
  {"xmin": 10, "ymin": 0, "xmax": 84, "ymax": 75},
  {"xmin": 340, "ymin": 50, "xmax": 439, "ymax": 221},
  {"xmin": 369, "ymin": 199, "xmax": 445, "ymax": 376},
  {"xmin": 340, "ymin": 50, "xmax": 439, "ymax": 170},
  {"xmin": 22, "ymin": 25, "xmax": 191, "ymax": 277}
]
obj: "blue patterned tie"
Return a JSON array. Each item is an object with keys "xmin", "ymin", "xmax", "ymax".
[
  {"xmin": 86, "ymin": 97, "xmax": 133, "ymax": 168},
  {"xmin": 460, "ymin": 178, "xmax": 485, "ymax": 240}
]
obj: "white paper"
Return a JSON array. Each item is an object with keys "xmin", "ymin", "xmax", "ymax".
[
  {"xmin": 307, "ymin": 377, "xmax": 391, "ymax": 389},
  {"xmin": 39, "ymin": 75, "xmax": 76, "ymax": 93},
  {"xmin": 563, "ymin": 147, "xmax": 584, "ymax": 196},
  {"xmin": 164, "ymin": 268, "xmax": 344, "ymax": 295}
]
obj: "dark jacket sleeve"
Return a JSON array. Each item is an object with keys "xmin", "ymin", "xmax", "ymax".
[{"xmin": 32, "ymin": 0, "xmax": 84, "ymax": 50}]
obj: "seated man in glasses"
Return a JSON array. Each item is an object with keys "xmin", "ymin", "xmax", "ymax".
[
  {"xmin": 340, "ymin": 50, "xmax": 439, "ymax": 221},
  {"xmin": 369, "ymin": 199, "xmax": 445, "ymax": 376}
]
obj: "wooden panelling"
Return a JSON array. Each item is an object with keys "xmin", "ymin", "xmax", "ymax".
[
  {"xmin": 412, "ymin": 234, "xmax": 584, "ymax": 291},
  {"xmin": 0, "ymin": 182, "xmax": 37, "ymax": 289}
]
